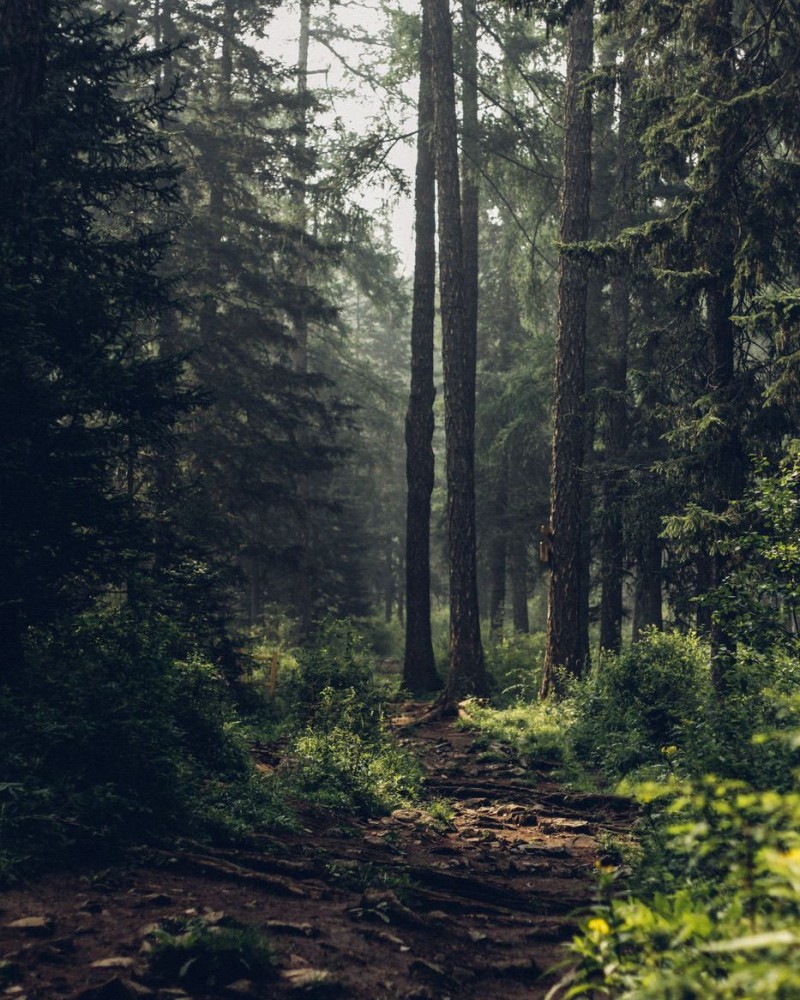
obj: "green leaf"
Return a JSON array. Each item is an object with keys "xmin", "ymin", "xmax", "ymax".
[{"xmin": 702, "ymin": 930, "xmax": 798, "ymax": 953}]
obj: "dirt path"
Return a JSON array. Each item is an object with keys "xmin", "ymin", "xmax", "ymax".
[{"xmin": 0, "ymin": 705, "xmax": 636, "ymax": 1000}]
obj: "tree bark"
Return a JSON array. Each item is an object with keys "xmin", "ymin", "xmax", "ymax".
[
  {"xmin": 542, "ymin": 0, "xmax": 593, "ymax": 696},
  {"xmin": 403, "ymin": 0, "xmax": 441, "ymax": 694},
  {"xmin": 428, "ymin": 0, "xmax": 487, "ymax": 701},
  {"xmin": 461, "ymin": 0, "xmax": 479, "ymax": 356},
  {"xmin": 290, "ymin": 0, "xmax": 314, "ymax": 630},
  {"xmin": 488, "ymin": 508, "xmax": 507, "ymax": 638},
  {"xmin": 509, "ymin": 530, "xmax": 530, "ymax": 633},
  {"xmin": 384, "ymin": 536, "xmax": 393, "ymax": 623},
  {"xmin": 599, "ymin": 40, "xmax": 634, "ymax": 653},
  {"xmin": 698, "ymin": 0, "xmax": 743, "ymax": 688},
  {"xmin": 631, "ymin": 532, "xmax": 662, "ymax": 641}
]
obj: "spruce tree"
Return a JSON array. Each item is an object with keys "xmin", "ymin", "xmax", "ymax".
[{"xmin": 0, "ymin": 0, "xmax": 189, "ymax": 674}]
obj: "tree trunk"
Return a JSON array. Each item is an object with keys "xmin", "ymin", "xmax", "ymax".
[
  {"xmin": 488, "ymin": 526, "xmax": 506, "ymax": 638},
  {"xmin": 428, "ymin": 0, "xmax": 487, "ymax": 701},
  {"xmin": 385, "ymin": 536, "xmax": 394, "ymax": 623},
  {"xmin": 578, "ymin": 409, "xmax": 594, "ymax": 668},
  {"xmin": 599, "ymin": 41, "xmax": 634, "ymax": 653},
  {"xmin": 293, "ymin": 0, "xmax": 311, "ymax": 373},
  {"xmin": 700, "ymin": 0, "xmax": 743, "ymax": 688},
  {"xmin": 631, "ymin": 531, "xmax": 662, "ymax": 641},
  {"xmin": 461, "ymin": 0, "xmax": 479, "ymax": 354},
  {"xmin": 290, "ymin": 0, "xmax": 313, "ymax": 630},
  {"xmin": 403, "ymin": 0, "xmax": 441, "ymax": 695},
  {"xmin": 509, "ymin": 531, "xmax": 530, "ymax": 633},
  {"xmin": 542, "ymin": 0, "xmax": 593, "ymax": 696}
]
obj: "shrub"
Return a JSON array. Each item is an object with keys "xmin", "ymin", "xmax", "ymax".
[
  {"xmin": 564, "ymin": 768, "xmax": 800, "ymax": 999},
  {"xmin": 569, "ymin": 630, "xmax": 710, "ymax": 779},
  {"xmin": 0, "ymin": 608, "xmax": 255, "ymax": 878},
  {"xmin": 285, "ymin": 687, "xmax": 423, "ymax": 815},
  {"xmin": 682, "ymin": 648, "xmax": 800, "ymax": 789},
  {"xmin": 358, "ymin": 615, "xmax": 404, "ymax": 660},
  {"xmin": 484, "ymin": 632, "xmax": 547, "ymax": 706},
  {"xmin": 294, "ymin": 618, "xmax": 382, "ymax": 733}
]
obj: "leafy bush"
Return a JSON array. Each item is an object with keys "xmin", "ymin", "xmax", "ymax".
[
  {"xmin": 0, "ymin": 608, "xmax": 258, "ymax": 878},
  {"xmin": 569, "ymin": 630, "xmax": 711, "ymax": 779},
  {"xmin": 707, "ymin": 447, "xmax": 800, "ymax": 656},
  {"xmin": 286, "ymin": 687, "xmax": 423, "ymax": 815},
  {"xmin": 682, "ymin": 650, "xmax": 800, "ymax": 789},
  {"xmin": 236, "ymin": 629, "xmax": 302, "ymax": 731},
  {"xmin": 564, "ymin": 768, "xmax": 800, "ymax": 999},
  {"xmin": 484, "ymin": 632, "xmax": 546, "ymax": 706},
  {"xmin": 294, "ymin": 618, "xmax": 381, "ymax": 731}
]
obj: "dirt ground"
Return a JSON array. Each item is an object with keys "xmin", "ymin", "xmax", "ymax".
[{"xmin": 0, "ymin": 704, "xmax": 637, "ymax": 1000}]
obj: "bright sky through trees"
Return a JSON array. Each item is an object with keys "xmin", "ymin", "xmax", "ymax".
[{"xmin": 269, "ymin": 0, "xmax": 419, "ymax": 271}]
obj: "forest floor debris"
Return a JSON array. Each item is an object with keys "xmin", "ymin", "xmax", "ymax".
[{"xmin": 0, "ymin": 704, "xmax": 637, "ymax": 1000}]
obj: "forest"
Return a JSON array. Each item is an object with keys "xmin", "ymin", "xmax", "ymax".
[{"xmin": 2, "ymin": 0, "xmax": 800, "ymax": 996}]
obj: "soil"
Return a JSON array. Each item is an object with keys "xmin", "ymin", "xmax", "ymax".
[{"xmin": 0, "ymin": 703, "xmax": 637, "ymax": 1000}]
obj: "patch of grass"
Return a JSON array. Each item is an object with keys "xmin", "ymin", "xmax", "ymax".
[
  {"xmin": 459, "ymin": 698, "xmax": 578, "ymax": 765},
  {"xmin": 426, "ymin": 798, "xmax": 456, "ymax": 831},
  {"xmin": 285, "ymin": 693, "xmax": 424, "ymax": 816},
  {"xmin": 147, "ymin": 917, "xmax": 277, "ymax": 991},
  {"xmin": 326, "ymin": 859, "xmax": 412, "ymax": 895},
  {"xmin": 200, "ymin": 771, "xmax": 299, "ymax": 842}
]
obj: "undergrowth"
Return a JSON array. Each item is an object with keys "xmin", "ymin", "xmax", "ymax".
[
  {"xmin": 282, "ymin": 622, "xmax": 423, "ymax": 814},
  {"xmin": 146, "ymin": 916, "xmax": 277, "ymax": 991},
  {"xmin": 463, "ymin": 623, "xmax": 800, "ymax": 998},
  {"xmin": 0, "ymin": 610, "xmax": 419, "ymax": 881},
  {"xmin": 0, "ymin": 608, "xmax": 273, "ymax": 879}
]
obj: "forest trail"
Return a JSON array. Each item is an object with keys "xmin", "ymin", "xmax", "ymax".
[{"xmin": 0, "ymin": 704, "xmax": 637, "ymax": 1000}]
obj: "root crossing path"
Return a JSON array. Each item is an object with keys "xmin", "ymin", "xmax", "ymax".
[{"xmin": 0, "ymin": 703, "xmax": 637, "ymax": 1000}]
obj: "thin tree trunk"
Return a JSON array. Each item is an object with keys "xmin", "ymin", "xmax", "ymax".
[
  {"xmin": 290, "ymin": 0, "xmax": 313, "ymax": 630},
  {"xmin": 403, "ymin": 0, "xmax": 441, "ymax": 694},
  {"xmin": 385, "ymin": 537, "xmax": 394, "ymax": 623},
  {"xmin": 461, "ymin": 0, "xmax": 479, "ymax": 354},
  {"xmin": 488, "ymin": 483, "xmax": 507, "ymax": 638},
  {"xmin": 509, "ymin": 531, "xmax": 530, "ymax": 633},
  {"xmin": 599, "ymin": 41, "xmax": 634, "ymax": 653},
  {"xmin": 198, "ymin": 0, "xmax": 232, "ymax": 343},
  {"xmin": 428, "ymin": 0, "xmax": 487, "ymax": 701},
  {"xmin": 542, "ymin": 0, "xmax": 593, "ymax": 696},
  {"xmin": 293, "ymin": 0, "xmax": 311, "ymax": 375},
  {"xmin": 632, "ymin": 532, "xmax": 662, "ymax": 641},
  {"xmin": 699, "ymin": 0, "xmax": 743, "ymax": 688},
  {"xmin": 578, "ymin": 407, "xmax": 594, "ymax": 668}
]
